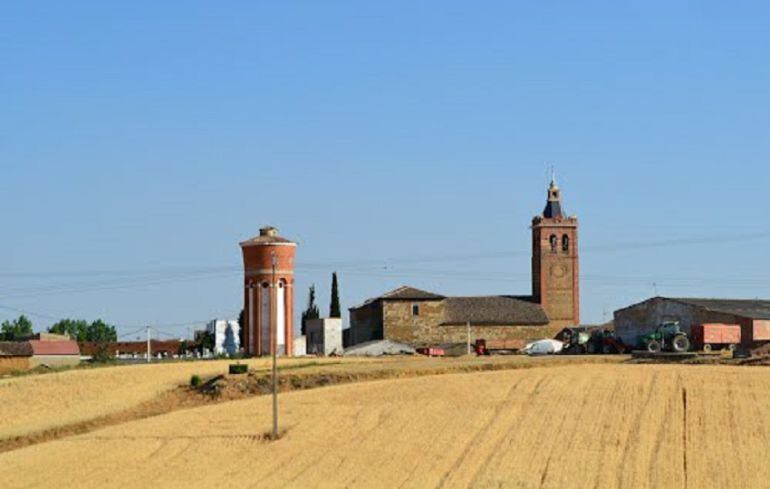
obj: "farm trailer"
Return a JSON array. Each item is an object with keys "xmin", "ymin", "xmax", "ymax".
[{"xmin": 690, "ymin": 323, "xmax": 741, "ymax": 352}]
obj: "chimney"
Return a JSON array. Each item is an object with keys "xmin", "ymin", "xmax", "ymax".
[{"xmin": 260, "ymin": 226, "xmax": 278, "ymax": 237}]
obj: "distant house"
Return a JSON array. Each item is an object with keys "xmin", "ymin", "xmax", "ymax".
[{"xmin": 0, "ymin": 336, "xmax": 80, "ymax": 374}]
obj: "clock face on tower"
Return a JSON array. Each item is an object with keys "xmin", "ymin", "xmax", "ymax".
[{"xmin": 550, "ymin": 264, "xmax": 567, "ymax": 279}]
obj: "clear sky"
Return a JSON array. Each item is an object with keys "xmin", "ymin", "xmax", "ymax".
[{"xmin": 2, "ymin": 2, "xmax": 770, "ymax": 339}]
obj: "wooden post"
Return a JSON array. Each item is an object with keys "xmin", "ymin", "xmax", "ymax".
[
  {"xmin": 271, "ymin": 251, "xmax": 278, "ymax": 440},
  {"xmin": 466, "ymin": 321, "xmax": 471, "ymax": 355}
]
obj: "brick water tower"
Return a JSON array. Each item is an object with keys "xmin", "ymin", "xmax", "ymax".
[{"xmin": 240, "ymin": 226, "xmax": 297, "ymax": 357}]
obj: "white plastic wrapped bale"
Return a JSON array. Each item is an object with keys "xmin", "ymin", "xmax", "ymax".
[
  {"xmin": 523, "ymin": 339, "xmax": 564, "ymax": 356},
  {"xmin": 344, "ymin": 340, "xmax": 416, "ymax": 356}
]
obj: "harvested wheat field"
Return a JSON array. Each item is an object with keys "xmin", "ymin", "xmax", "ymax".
[
  {"xmin": 2, "ymin": 363, "xmax": 770, "ymax": 488},
  {"xmin": 0, "ymin": 355, "xmax": 619, "ymax": 444},
  {"xmin": 0, "ymin": 357, "xmax": 355, "ymax": 440}
]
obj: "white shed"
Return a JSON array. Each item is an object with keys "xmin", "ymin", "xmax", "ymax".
[{"xmin": 306, "ymin": 318, "xmax": 343, "ymax": 356}]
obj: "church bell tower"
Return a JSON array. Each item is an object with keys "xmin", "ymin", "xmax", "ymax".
[{"xmin": 532, "ymin": 176, "xmax": 580, "ymax": 328}]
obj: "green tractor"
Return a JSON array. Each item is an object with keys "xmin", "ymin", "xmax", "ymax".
[{"xmin": 641, "ymin": 321, "xmax": 690, "ymax": 353}]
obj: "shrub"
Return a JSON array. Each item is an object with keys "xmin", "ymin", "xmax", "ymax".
[
  {"xmin": 229, "ymin": 363, "xmax": 248, "ymax": 375},
  {"xmin": 190, "ymin": 374, "xmax": 202, "ymax": 387}
]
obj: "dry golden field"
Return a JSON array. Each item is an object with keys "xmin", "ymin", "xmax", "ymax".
[
  {"xmin": 0, "ymin": 355, "xmax": 616, "ymax": 442},
  {"xmin": 2, "ymin": 362, "xmax": 770, "ymax": 488},
  {"xmin": 0, "ymin": 357, "xmax": 351, "ymax": 440}
]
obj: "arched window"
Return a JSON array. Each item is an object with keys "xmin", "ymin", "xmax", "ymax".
[
  {"xmin": 549, "ymin": 235, "xmax": 558, "ymax": 253},
  {"xmin": 562, "ymin": 235, "xmax": 570, "ymax": 253}
]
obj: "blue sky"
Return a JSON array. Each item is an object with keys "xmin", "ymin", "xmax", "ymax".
[{"xmin": 2, "ymin": 2, "xmax": 770, "ymax": 338}]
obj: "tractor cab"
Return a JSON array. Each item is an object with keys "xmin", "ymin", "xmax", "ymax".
[{"xmin": 641, "ymin": 321, "xmax": 690, "ymax": 353}]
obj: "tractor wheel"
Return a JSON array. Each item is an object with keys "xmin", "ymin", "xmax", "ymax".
[
  {"xmin": 703, "ymin": 344, "xmax": 712, "ymax": 353},
  {"xmin": 672, "ymin": 335, "xmax": 690, "ymax": 353},
  {"xmin": 646, "ymin": 340, "xmax": 661, "ymax": 353}
]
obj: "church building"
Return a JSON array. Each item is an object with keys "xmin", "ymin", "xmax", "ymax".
[{"xmin": 348, "ymin": 178, "xmax": 580, "ymax": 348}]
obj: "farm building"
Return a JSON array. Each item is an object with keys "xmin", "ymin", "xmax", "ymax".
[
  {"xmin": 348, "ymin": 178, "xmax": 580, "ymax": 349},
  {"xmin": 614, "ymin": 297, "xmax": 770, "ymax": 348},
  {"xmin": 306, "ymin": 318, "xmax": 343, "ymax": 356},
  {"xmin": 79, "ymin": 340, "xmax": 188, "ymax": 359},
  {"xmin": 348, "ymin": 286, "xmax": 553, "ymax": 349},
  {"xmin": 206, "ymin": 319, "xmax": 240, "ymax": 356},
  {"xmin": 0, "ymin": 336, "xmax": 80, "ymax": 374}
]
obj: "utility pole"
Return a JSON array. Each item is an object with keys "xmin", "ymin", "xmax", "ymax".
[
  {"xmin": 271, "ymin": 250, "xmax": 279, "ymax": 440},
  {"xmin": 146, "ymin": 326, "xmax": 151, "ymax": 363},
  {"xmin": 466, "ymin": 321, "xmax": 471, "ymax": 355}
]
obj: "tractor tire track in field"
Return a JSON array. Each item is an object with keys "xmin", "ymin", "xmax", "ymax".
[
  {"xmin": 616, "ymin": 370, "xmax": 658, "ymax": 488},
  {"xmin": 682, "ymin": 384, "xmax": 688, "ymax": 489},
  {"xmin": 436, "ymin": 376, "xmax": 538, "ymax": 488}
]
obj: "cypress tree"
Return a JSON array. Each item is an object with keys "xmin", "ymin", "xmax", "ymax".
[
  {"xmin": 301, "ymin": 285, "xmax": 320, "ymax": 335},
  {"xmin": 330, "ymin": 272, "xmax": 341, "ymax": 318}
]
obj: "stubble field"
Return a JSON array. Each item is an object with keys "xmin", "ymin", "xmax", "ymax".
[{"xmin": 2, "ymin": 361, "xmax": 769, "ymax": 488}]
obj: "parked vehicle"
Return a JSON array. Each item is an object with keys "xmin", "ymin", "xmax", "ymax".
[
  {"xmin": 640, "ymin": 321, "xmax": 690, "ymax": 353},
  {"xmin": 595, "ymin": 330, "xmax": 632, "ymax": 354},
  {"xmin": 560, "ymin": 327, "xmax": 630, "ymax": 354},
  {"xmin": 560, "ymin": 327, "xmax": 594, "ymax": 354}
]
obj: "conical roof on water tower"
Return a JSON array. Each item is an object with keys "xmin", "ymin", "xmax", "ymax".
[{"xmin": 240, "ymin": 226, "xmax": 297, "ymax": 357}]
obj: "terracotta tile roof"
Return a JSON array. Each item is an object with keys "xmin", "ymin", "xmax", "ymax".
[
  {"xmin": 441, "ymin": 296, "xmax": 549, "ymax": 326},
  {"xmin": 0, "ymin": 341, "xmax": 33, "ymax": 357},
  {"xmin": 239, "ymin": 226, "xmax": 296, "ymax": 247},
  {"xmin": 29, "ymin": 340, "xmax": 80, "ymax": 356},
  {"xmin": 379, "ymin": 286, "xmax": 445, "ymax": 301}
]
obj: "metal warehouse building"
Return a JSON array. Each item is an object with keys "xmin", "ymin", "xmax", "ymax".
[{"xmin": 614, "ymin": 297, "xmax": 770, "ymax": 348}]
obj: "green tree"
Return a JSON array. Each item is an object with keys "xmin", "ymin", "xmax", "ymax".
[
  {"xmin": 301, "ymin": 284, "xmax": 320, "ymax": 335},
  {"xmin": 85, "ymin": 319, "xmax": 117, "ymax": 342},
  {"xmin": 196, "ymin": 330, "xmax": 215, "ymax": 354},
  {"xmin": 329, "ymin": 272, "xmax": 341, "ymax": 318},
  {"xmin": 237, "ymin": 309, "xmax": 245, "ymax": 348},
  {"xmin": 48, "ymin": 318, "xmax": 116, "ymax": 342},
  {"xmin": 0, "ymin": 315, "xmax": 33, "ymax": 341},
  {"xmin": 48, "ymin": 319, "xmax": 88, "ymax": 340}
]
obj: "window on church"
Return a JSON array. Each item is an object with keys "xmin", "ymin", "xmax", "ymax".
[
  {"xmin": 562, "ymin": 235, "xmax": 570, "ymax": 253},
  {"xmin": 549, "ymin": 235, "xmax": 558, "ymax": 253},
  {"xmin": 412, "ymin": 303, "xmax": 420, "ymax": 316}
]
